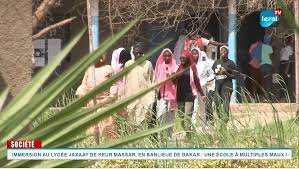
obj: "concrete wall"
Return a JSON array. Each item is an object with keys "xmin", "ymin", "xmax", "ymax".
[{"xmin": 0, "ymin": 1, "xmax": 32, "ymax": 98}]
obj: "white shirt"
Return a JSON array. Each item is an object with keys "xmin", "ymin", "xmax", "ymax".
[
  {"xmin": 196, "ymin": 51, "xmax": 215, "ymax": 86},
  {"xmin": 280, "ymin": 45, "xmax": 293, "ymax": 61}
]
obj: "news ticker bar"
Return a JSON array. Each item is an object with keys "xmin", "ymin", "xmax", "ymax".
[{"xmin": 7, "ymin": 148, "xmax": 292, "ymax": 160}]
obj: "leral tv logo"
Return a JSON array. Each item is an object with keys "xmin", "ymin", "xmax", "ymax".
[{"xmin": 259, "ymin": 9, "xmax": 282, "ymax": 28}]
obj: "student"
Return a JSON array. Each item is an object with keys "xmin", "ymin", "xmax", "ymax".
[
  {"xmin": 260, "ymin": 35, "xmax": 274, "ymax": 100},
  {"xmin": 248, "ymin": 39, "xmax": 263, "ymax": 97},
  {"xmin": 184, "ymin": 32, "xmax": 226, "ymax": 52},
  {"xmin": 279, "ymin": 36, "xmax": 294, "ymax": 100},
  {"xmin": 75, "ymin": 53, "xmax": 118, "ymax": 144},
  {"xmin": 175, "ymin": 50, "xmax": 206, "ymax": 139},
  {"xmin": 154, "ymin": 48, "xmax": 178, "ymax": 138},
  {"xmin": 191, "ymin": 48, "xmax": 215, "ymax": 128},
  {"xmin": 115, "ymin": 49, "xmax": 132, "ymax": 99},
  {"xmin": 212, "ymin": 46, "xmax": 236, "ymax": 127},
  {"xmin": 114, "ymin": 49, "xmax": 132, "ymax": 121},
  {"xmin": 122, "ymin": 43, "xmax": 155, "ymax": 127}
]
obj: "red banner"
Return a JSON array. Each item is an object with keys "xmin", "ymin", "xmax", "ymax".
[{"xmin": 7, "ymin": 140, "xmax": 42, "ymax": 148}]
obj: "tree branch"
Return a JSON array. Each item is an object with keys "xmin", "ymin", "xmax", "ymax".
[
  {"xmin": 33, "ymin": 0, "xmax": 58, "ymax": 32},
  {"xmin": 32, "ymin": 17, "xmax": 76, "ymax": 40},
  {"xmin": 108, "ymin": 0, "xmax": 114, "ymax": 36}
]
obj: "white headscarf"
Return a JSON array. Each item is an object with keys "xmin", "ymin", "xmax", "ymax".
[
  {"xmin": 190, "ymin": 47, "xmax": 202, "ymax": 65},
  {"xmin": 220, "ymin": 45, "xmax": 229, "ymax": 51},
  {"xmin": 191, "ymin": 47, "xmax": 214, "ymax": 86},
  {"xmin": 111, "ymin": 47, "xmax": 125, "ymax": 71}
]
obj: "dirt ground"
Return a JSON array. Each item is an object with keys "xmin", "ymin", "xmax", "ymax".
[{"xmin": 229, "ymin": 103, "xmax": 297, "ymax": 129}]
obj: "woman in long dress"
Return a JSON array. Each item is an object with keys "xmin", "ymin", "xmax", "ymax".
[
  {"xmin": 154, "ymin": 48, "xmax": 178, "ymax": 138},
  {"xmin": 122, "ymin": 43, "xmax": 156, "ymax": 127},
  {"xmin": 76, "ymin": 53, "xmax": 118, "ymax": 144},
  {"xmin": 175, "ymin": 50, "xmax": 206, "ymax": 139},
  {"xmin": 191, "ymin": 47, "xmax": 215, "ymax": 129}
]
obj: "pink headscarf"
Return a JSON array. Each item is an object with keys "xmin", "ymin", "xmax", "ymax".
[
  {"xmin": 154, "ymin": 48, "xmax": 177, "ymax": 107},
  {"xmin": 155, "ymin": 48, "xmax": 177, "ymax": 81},
  {"xmin": 176, "ymin": 50, "xmax": 198, "ymax": 75},
  {"xmin": 176, "ymin": 50, "xmax": 204, "ymax": 96}
]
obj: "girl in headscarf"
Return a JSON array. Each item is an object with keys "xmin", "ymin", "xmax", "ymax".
[
  {"xmin": 191, "ymin": 48, "xmax": 215, "ymax": 129},
  {"xmin": 76, "ymin": 53, "xmax": 118, "ymax": 144},
  {"xmin": 111, "ymin": 48, "xmax": 125, "ymax": 72},
  {"xmin": 115, "ymin": 49, "xmax": 132, "ymax": 98},
  {"xmin": 154, "ymin": 48, "xmax": 178, "ymax": 138},
  {"xmin": 113, "ymin": 49, "xmax": 132, "ymax": 122},
  {"xmin": 175, "ymin": 50, "xmax": 206, "ymax": 139}
]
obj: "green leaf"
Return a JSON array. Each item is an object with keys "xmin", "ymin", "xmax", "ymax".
[
  {"xmin": 3, "ymin": 125, "xmax": 173, "ymax": 167},
  {"xmin": 33, "ymin": 160, "xmax": 94, "ymax": 168},
  {"xmin": 42, "ymin": 87, "xmax": 155, "ymax": 146},
  {"xmin": 101, "ymin": 123, "xmax": 174, "ymax": 147},
  {"xmin": 23, "ymin": 16, "xmax": 142, "ymax": 135},
  {"xmin": 2, "ymin": 159, "xmax": 83, "ymax": 168},
  {"xmin": 0, "ymin": 17, "xmax": 142, "ymax": 145},
  {"xmin": 0, "ymin": 28, "xmax": 86, "ymax": 127},
  {"xmin": 0, "ymin": 13, "xmax": 181, "ymax": 167},
  {"xmin": 0, "ymin": 23, "xmax": 128, "ymax": 159},
  {"xmin": 31, "ymin": 125, "xmax": 173, "ymax": 167},
  {"xmin": 278, "ymin": 0, "xmax": 299, "ymax": 34},
  {"xmin": 40, "ymin": 70, "xmax": 174, "ymax": 147},
  {"xmin": 24, "ymin": 39, "xmax": 172, "ymax": 142},
  {"xmin": 52, "ymin": 135, "xmax": 92, "ymax": 148},
  {"xmin": 33, "ymin": 160, "xmax": 70, "ymax": 168}
]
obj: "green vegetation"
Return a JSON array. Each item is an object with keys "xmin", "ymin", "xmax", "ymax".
[
  {"xmin": 0, "ymin": 0, "xmax": 298, "ymax": 167},
  {"xmin": 0, "ymin": 17, "xmax": 173, "ymax": 167}
]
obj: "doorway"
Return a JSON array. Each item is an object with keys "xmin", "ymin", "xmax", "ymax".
[{"xmin": 237, "ymin": 11, "xmax": 265, "ymax": 98}]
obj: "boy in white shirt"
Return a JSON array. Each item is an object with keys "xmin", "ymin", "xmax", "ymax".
[{"xmin": 279, "ymin": 36, "xmax": 294, "ymax": 100}]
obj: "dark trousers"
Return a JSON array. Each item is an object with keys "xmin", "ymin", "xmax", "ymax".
[
  {"xmin": 248, "ymin": 65, "xmax": 263, "ymax": 96},
  {"xmin": 214, "ymin": 83, "xmax": 232, "ymax": 125},
  {"xmin": 278, "ymin": 62, "xmax": 290, "ymax": 99},
  {"xmin": 206, "ymin": 90, "xmax": 215, "ymax": 122},
  {"xmin": 260, "ymin": 64, "xmax": 273, "ymax": 100},
  {"xmin": 177, "ymin": 101, "xmax": 194, "ymax": 139}
]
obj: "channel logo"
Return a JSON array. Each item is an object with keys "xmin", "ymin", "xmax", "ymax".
[{"xmin": 259, "ymin": 9, "xmax": 282, "ymax": 28}]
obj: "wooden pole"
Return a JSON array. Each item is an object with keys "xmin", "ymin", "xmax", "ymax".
[{"xmin": 86, "ymin": 0, "xmax": 99, "ymax": 105}]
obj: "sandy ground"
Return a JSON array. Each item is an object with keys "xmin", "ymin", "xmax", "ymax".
[
  {"xmin": 229, "ymin": 103, "xmax": 297, "ymax": 129},
  {"xmin": 173, "ymin": 103, "xmax": 298, "ymax": 141}
]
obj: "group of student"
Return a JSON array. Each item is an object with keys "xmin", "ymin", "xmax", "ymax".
[
  {"xmin": 248, "ymin": 34, "xmax": 294, "ymax": 101},
  {"xmin": 75, "ymin": 32, "xmax": 238, "ymax": 144}
]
